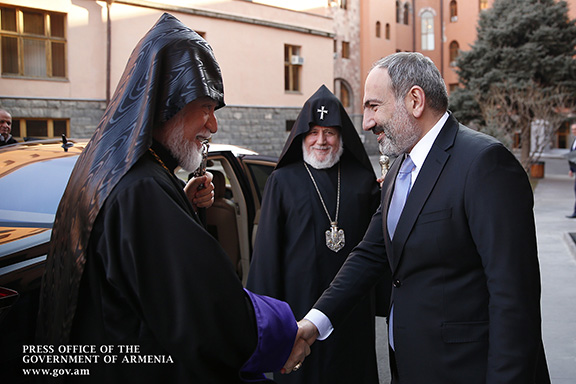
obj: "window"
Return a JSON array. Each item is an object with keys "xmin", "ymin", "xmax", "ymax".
[
  {"xmin": 403, "ymin": 3, "xmax": 410, "ymax": 25},
  {"xmin": 376, "ymin": 21, "xmax": 381, "ymax": 38},
  {"xmin": 450, "ymin": 1, "xmax": 458, "ymax": 22},
  {"xmin": 341, "ymin": 41, "xmax": 350, "ymax": 59},
  {"xmin": 385, "ymin": 23, "xmax": 391, "ymax": 40},
  {"xmin": 10, "ymin": 118, "xmax": 69, "ymax": 140},
  {"xmin": 1, "ymin": 5, "xmax": 66, "ymax": 79},
  {"xmin": 339, "ymin": 83, "xmax": 351, "ymax": 108},
  {"xmin": 334, "ymin": 79, "xmax": 352, "ymax": 109},
  {"xmin": 449, "ymin": 41, "xmax": 460, "ymax": 64},
  {"xmin": 284, "ymin": 45, "xmax": 301, "ymax": 92},
  {"xmin": 396, "ymin": 1, "xmax": 400, "ymax": 23},
  {"xmin": 556, "ymin": 121, "xmax": 570, "ymax": 149},
  {"xmin": 328, "ymin": 0, "xmax": 347, "ymax": 9},
  {"xmin": 421, "ymin": 11, "xmax": 435, "ymax": 51},
  {"xmin": 479, "ymin": 0, "xmax": 489, "ymax": 10}
]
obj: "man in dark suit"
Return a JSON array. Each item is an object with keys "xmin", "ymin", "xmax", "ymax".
[
  {"xmin": 284, "ymin": 52, "xmax": 550, "ymax": 383},
  {"xmin": 566, "ymin": 122, "xmax": 576, "ymax": 218}
]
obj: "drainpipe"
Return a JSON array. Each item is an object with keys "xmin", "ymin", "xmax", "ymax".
[
  {"xmin": 439, "ymin": 0, "xmax": 444, "ymax": 77},
  {"xmin": 106, "ymin": 0, "xmax": 113, "ymax": 105},
  {"xmin": 412, "ymin": 0, "xmax": 416, "ymax": 51}
]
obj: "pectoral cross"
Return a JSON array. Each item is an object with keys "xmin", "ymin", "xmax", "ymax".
[{"xmin": 317, "ymin": 106, "xmax": 328, "ymax": 120}]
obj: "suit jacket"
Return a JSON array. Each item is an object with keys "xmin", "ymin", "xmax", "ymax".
[
  {"xmin": 568, "ymin": 139, "xmax": 576, "ymax": 173},
  {"xmin": 314, "ymin": 114, "xmax": 550, "ymax": 383}
]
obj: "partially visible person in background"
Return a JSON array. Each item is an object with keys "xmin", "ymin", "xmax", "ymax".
[
  {"xmin": 566, "ymin": 122, "xmax": 576, "ymax": 218},
  {"xmin": 0, "ymin": 109, "xmax": 17, "ymax": 146}
]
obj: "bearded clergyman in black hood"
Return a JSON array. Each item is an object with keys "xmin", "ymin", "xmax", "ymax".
[
  {"xmin": 247, "ymin": 85, "xmax": 382, "ymax": 384},
  {"xmin": 36, "ymin": 13, "xmax": 305, "ymax": 383}
]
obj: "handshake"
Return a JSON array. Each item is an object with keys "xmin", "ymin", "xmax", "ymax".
[{"xmin": 280, "ymin": 319, "xmax": 319, "ymax": 375}]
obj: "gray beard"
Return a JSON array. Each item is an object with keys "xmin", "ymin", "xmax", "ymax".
[
  {"xmin": 378, "ymin": 127, "xmax": 419, "ymax": 157},
  {"xmin": 302, "ymin": 138, "xmax": 344, "ymax": 169},
  {"xmin": 378, "ymin": 102, "xmax": 420, "ymax": 157},
  {"xmin": 166, "ymin": 127, "xmax": 203, "ymax": 172}
]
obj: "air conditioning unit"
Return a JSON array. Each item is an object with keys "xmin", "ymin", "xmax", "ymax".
[{"xmin": 291, "ymin": 55, "xmax": 304, "ymax": 65}]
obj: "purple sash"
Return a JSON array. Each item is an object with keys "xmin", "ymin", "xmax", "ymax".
[{"xmin": 240, "ymin": 289, "xmax": 297, "ymax": 382}]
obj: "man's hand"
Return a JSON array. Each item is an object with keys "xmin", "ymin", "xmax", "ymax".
[
  {"xmin": 281, "ymin": 319, "xmax": 319, "ymax": 374},
  {"xmin": 184, "ymin": 171, "xmax": 214, "ymax": 210}
]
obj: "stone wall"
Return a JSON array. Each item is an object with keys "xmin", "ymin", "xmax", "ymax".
[
  {"xmin": 213, "ymin": 105, "xmax": 299, "ymax": 156},
  {"xmin": 214, "ymin": 105, "xmax": 379, "ymax": 157},
  {"xmin": 0, "ymin": 98, "xmax": 379, "ymax": 157},
  {"xmin": 0, "ymin": 97, "xmax": 106, "ymax": 139}
]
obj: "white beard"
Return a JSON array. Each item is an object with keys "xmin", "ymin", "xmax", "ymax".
[
  {"xmin": 302, "ymin": 137, "xmax": 344, "ymax": 169},
  {"xmin": 166, "ymin": 126, "xmax": 203, "ymax": 172}
]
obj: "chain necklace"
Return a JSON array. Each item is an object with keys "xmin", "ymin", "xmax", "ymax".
[
  {"xmin": 304, "ymin": 162, "xmax": 345, "ymax": 252},
  {"xmin": 148, "ymin": 148, "xmax": 171, "ymax": 173}
]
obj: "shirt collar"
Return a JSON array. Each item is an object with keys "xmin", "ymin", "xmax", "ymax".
[{"xmin": 409, "ymin": 112, "xmax": 449, "ymax": 171}]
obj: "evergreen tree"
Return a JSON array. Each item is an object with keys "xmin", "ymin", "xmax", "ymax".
[{"xmin": 449, "ymin": 0, "xmax": 576, "ymax": 168}]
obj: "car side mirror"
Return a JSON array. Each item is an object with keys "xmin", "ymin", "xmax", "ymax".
[{"xmin": 0, "ymin": 287, "xmax": 19, "ymax": 324}]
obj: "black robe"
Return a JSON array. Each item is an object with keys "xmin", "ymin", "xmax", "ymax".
[
  {"xmin": 37, "ymin": 14, "xmax": 296, "ymax": 383},
  {"xmin": 66, "ymin": 145, "xmax": 257, "ymax": 382},
  {"xmin": 247, "ymin": 85, "xmax": 381, "ymax": 384}
]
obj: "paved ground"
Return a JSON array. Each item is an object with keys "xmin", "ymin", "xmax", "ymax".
[
  {"xmin": 533, "ymin": 156, "xmax": 576, "ymax": 384},
  {"xmin": 370, "ymin": 153, "xmax": 576, "ymax": 383}
]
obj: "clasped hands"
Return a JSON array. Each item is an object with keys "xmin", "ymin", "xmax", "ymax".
[{"xmin": 281, "ymin": 319, "xmax": 319, "ymax": 374}]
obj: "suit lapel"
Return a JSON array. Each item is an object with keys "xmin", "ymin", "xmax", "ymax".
[{"xmin": 386, "ymin": 114, "xmax": 459, "ymax": 273}]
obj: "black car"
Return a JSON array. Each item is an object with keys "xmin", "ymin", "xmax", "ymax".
[{"xmin": 0, "ymin": 138, "xmax": 276, "ymax": 381}]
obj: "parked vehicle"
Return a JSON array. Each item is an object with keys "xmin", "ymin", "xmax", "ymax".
[{"xmin": 0, "ymin": 138, "xmax": 276, "ymax": 380}]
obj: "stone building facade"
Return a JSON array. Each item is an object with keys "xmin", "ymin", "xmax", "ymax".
[
  {"xmin": 214, "ymin": 104, "xmax": 378, "ymax": 157},
  {"xmin": 0, "ymin": 98, "xmax": 105, "ymax": 140},
  {"xmin": 3, "ymin": 0, "xmax": 574, "ymax": 156}
]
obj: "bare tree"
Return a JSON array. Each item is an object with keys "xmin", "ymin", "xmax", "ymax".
[{"xmin": 475, "ymin": 80, "xmax": 573, "ymax": 171}]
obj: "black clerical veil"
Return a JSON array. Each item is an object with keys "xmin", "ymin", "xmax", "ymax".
[
  {"xmin": 37, "ymin": 13, "xmax": 225, "ymax": 344},
  {"xmin": 276, "ymin": 84, "xmax": 372, "ymax": 172}
]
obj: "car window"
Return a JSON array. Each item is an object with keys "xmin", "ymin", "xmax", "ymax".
[
  {"xmin": 243, "ymin": 162, "xmax": 275, "ymax": 204},
  {"xmin": 0, "ymin": 157, "xmax": 77, "ymax": 224}
]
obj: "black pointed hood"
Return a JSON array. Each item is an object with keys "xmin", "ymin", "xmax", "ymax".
[
  {"xmin": 276, "ymin": 84, "xmax": 372, "ymax": 172},
  {"xmin": 37, "ymin": 13, "xmax": 224, "ymax": 344}
]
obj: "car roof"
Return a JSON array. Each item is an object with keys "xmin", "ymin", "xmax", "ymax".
[
  {"xmin": 0, "ymin": 139, "xmax": 257, "ymax": 157},
  {"xmin": 0, "ymin": 139, "xmax": 87, "ymax": 178},
  {"xmin": 0, "ymin": 139, "xmax": 261, "ymax": 181},
  {"xmin": 207, "ymin": 143, "xmax": 258, "ymax": 156}
]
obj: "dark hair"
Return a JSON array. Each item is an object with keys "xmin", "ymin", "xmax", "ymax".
[{"xmin": 372, "ymin": 52, "xmax": 448, "ymax": 112}]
